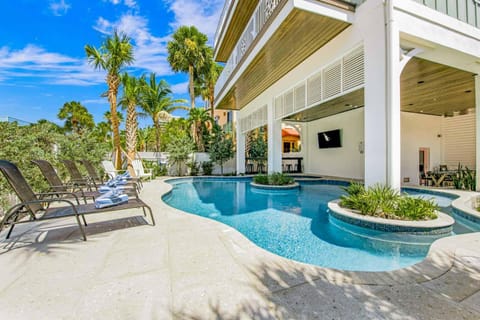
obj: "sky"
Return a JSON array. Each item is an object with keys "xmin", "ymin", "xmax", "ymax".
[{"xmin": 0, "ymin": 0, "xmax": 224, "ymax": 127}]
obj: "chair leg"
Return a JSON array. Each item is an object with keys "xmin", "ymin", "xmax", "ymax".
[
  {"xmin": 6, "ymin": 224, "xmax": 15, "ymax": 239},
  {"xmin": 75, "ymin": 215, "xmax": 87, "ymax": 241},
  {"xmin": 146, "ymin": 206, "xmax": 155, "ymax": 226},
  {"xmin": 81, "ymin": 215, "xmax": 87, "ymax": 226}
]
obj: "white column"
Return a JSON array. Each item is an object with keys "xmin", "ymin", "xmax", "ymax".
[
  {"xmin": 363, "ymin": 5, "xmax": 388, "ymax": 187},
  {"xmin": 236, "ymin": 125, "xmax": 246, "ymax": 174},
  {"xmin": 475, "ymin": 75, "xmax": 480, "ymax": 191},
  {"xmin": 386, "ymin": 0, "xmax": 401, "ymax": 190},
  {"xmin": 267, "ymin": 104, "xmax": 282, "ymax": 173}
]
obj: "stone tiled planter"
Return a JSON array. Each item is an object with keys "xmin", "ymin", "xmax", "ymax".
[
  {"xmin": 250, "ymin": 182, "xmax": 300, "ymax": 190},
  {"xmin": 328, "ymin": 200, "xmax": 454, "ymax": 235}
]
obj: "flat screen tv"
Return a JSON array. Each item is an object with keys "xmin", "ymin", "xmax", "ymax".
[{"xmin": 318, "ymin": 129, "xmax": 341, "ymax": 149}]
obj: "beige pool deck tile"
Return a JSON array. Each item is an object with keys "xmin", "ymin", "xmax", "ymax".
[{"xmin": 0, "ymin": 178, "xmax": 479, "ymax": 319}]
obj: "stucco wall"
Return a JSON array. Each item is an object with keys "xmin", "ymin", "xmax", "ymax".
[{"xmin": 304, "ymin": 108, "xmax": 365, "ymax": 179}]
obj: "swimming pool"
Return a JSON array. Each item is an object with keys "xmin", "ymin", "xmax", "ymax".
[{"xmin": 162, "ymin": 178, "xmax": 479, "ymax": 271}]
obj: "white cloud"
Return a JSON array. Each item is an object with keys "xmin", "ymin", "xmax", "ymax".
[
  {"xmin": 105, "ymin": 0, "xmax": 137, "ymax": 8},
  {"xmin": 0, "ymin": 45, "xmax": 104, "ymax": 86},
  {"xmin": 49, "ymin": 0, "xmax": 71, "ymax": 16},
  {"xmin": 165, "ymin": 0, "xmax": 224, "ymax": 43},
  {"xmin": 82, "ymin": 98, "xmax": 109, "ymax": 105},
  {"xmin": 93, "ymin": 14, "xmax": 172, "ymax": 76},
  {"xmin": 170, "ymin": 81, "xmax": 188, "ymax": 95}
]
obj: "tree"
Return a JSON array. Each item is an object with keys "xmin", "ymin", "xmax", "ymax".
[
  {"xmin": 194, "ymin": 46, "xmax": 223, "ymax": 117},
  {"xmin": 167, "ymin": 26, "xmax": 208, "ymax": 109},
  {"xmin": 85, "ymin": 30, "xmax": 134, "ymax": 170},
  {"xmin": 249, "ymin": 130, "xmax": 268, "ymax": 173},
  {"xmin": 118, "ymin": 73, "xmax": 142, "ymax": 175},
  {"xmin": 187, "ymin": 107, "xmax": 212, "ymax": 152},
  {"xmin": 57, "ymin": 101, "xmax": 94, "ymax": 135},
  {"xmin": 139, "ymin": 73, "xmax": 187, "ymax": 152},
  {"xmin": 165, "ymin": 130, "xmax": 195, "ymax": 176},
  {"xmin": 209, "ymin": 127, "xmax": 234, "ymax": 175}
]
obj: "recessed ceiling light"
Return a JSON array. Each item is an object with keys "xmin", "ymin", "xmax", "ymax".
[
  {"xmin": 420, "ymin": 110, "xmax": 424, "ymax": 113},
  {"xmin": 408, "ymin": 103, "xmax": 414, "ymax": 106},
  {"xmin": 417, "ymin": 80, "xmax": 425, "ymax": 84},
  {"xmin": 465, "ymin": 90, "xmax": 472, "ymax": 93}
]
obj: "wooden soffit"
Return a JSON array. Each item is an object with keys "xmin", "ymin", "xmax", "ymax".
[
  {"xmin": 215, "ymin": 0, "xmax": 258, "ymax": 62},
  {"xmin": 217, "ymin": 8, "xmax": 350, "ymax": 111},
  {"xmin": 401, "ymin": 57, "xmax": 475, "ymax": 116}
]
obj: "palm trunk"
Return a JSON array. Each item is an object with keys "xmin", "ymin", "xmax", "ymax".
[
  {"xmin": 108, "ymin": 74, "xmax": 122, "ymax": 170},
  {"xmin": 209, "ymin": 84, "xmax": 215, "ymax": 118},
  {"xmin": 126, "ymin": 103, "xmax": 137, "ymax": 176},
  {"xmin": 188, "ymin": 64, "xmax": 195, "ymax": 109},
  {"xmin": 154, "ymin": 121, "xmax": 161, "ymax": 152}
]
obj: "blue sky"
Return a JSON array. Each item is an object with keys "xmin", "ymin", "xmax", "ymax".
[{"xmin": 0, "ymin": 0, "xmax": 224, "ymax": 127}]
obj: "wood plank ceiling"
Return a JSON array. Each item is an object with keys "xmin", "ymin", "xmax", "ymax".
[{"xmin": 217, "ymin": 8, "xmax": 350, "ymax": 110}]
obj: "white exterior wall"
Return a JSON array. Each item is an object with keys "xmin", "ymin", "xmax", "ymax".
[
  {"xmin": 305, "ymin": 108, "xmax": 365, "ymax": 179},
  {"xmin": 441, "ymin": 113, "xmax": 476, "ymax": 169},
  {"xmin": 401, "ymin": 113, "xmax": 442, "ymax": 185}
]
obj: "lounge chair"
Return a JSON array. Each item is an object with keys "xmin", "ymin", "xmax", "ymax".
[
  {"xmin": 31, "ymin": 159, "xmax": 99, "ymax": 203},
  {"xmin": 0, "ymin": 160, "xmax": 155, "ymax": 241},
  {"xmin": 62, "ymin": 159, "xmax": 97, "ymax": 190},
  {"xmin": 101, "ymin": 160, "xmax": 143, "ymax": 189},
  {"xmin": 80, "ymin": 159, "xmax": 105, "ymax": 185},
  {"xmin": 132, "ymin": 159, "xmax": 153, "ymax": 181}
]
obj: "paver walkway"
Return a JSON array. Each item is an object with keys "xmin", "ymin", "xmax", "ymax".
[{"xmin": 0, "ymin": 179, "xmax": 479, "ymax": 319}]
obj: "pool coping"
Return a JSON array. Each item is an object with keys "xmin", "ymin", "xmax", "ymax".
[{"xmin": 161, "ymin": 176, "xmax": 480, "ymax": 286}]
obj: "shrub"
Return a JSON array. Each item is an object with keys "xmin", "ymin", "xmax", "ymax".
[
  {"xmin": 202, "ymin": 161, "xmax": 213, "ymax": 175},
  {"xmin": 187, "ymin": 161, "xmax": 200, "ymax": 176},
  {"xmin": 339, "ymin": 183, "xmax": 438, "ymax": 221},
  {"xmin": 253, "ymin": 172, "xmax": 294, "ymax": 186}
]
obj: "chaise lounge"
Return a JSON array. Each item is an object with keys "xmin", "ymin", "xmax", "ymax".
[{"xmin": 0, "ymin": 160, "xmax": 155, "ymax": 241}]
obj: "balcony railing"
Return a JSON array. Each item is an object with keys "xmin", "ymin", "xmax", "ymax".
[
  {"xmin": 214, "ymin": 0, "xmax": 234, "ymax": 49},
  {"xmin": 215, "ymin": 0, "xmax": 284, "ymax": 98},
  {"xmin": 413, "ymin": 0, "xmax": 480, "ymax": 28}
]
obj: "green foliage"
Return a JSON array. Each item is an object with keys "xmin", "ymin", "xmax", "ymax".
[
  {"xmin": 201, "ymin": 161, "xmax": 213, "ymax": 175},
  {"xmin": 0, "ymin": 121, "xmax": 109, "ymax": 212},
  {"xmin": 253, "ymin": 173, "xmax": 294, "ymax": 186},
  {"xmin": 452, "ymin": 163, "xmax": 476, "ymax": 191},
  {"xmin": 57, "ymin": 101, "xmax": 95, "ymax": 135},
  {"xmin": 165, "ymin": 129, "xmax": 195, "ymax": 176},
  {"xmin": 208, "ymin": 128, "xmax": 234, "ymax": 175},
  {"xmin": 186, "ymin": 161, "xmax": 200, "ymax": 176},
  {"xmin": 248, "ymin": 132, "xmax": 267, "ymax": 161},
  {"xmin": 339, "ymin": 183, "xmax": 438, "ymax": 220}
]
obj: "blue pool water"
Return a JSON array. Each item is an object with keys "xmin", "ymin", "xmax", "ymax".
[{"xmin": 163, "ymin": 178, "xmax": 479, "ymax": 271}]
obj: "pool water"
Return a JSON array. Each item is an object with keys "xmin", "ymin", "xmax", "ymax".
[{"xmin": 163, "ymin": 179, "xmax": 479, "ymax": 271}]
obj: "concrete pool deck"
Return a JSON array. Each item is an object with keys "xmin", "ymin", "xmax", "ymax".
[{"xmin": 0, "ymin": 178, "xmax": 479, "ymax": 319}]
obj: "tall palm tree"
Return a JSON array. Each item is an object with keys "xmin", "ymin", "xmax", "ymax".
[
  {"xmin": 118, "ymin": 73, "xmax": 142, "ymax": 175},
  {"xmin": 167, "ymin": 26, "xmax": 208, "ymax": 109},
  {"xmin": 57, "ymin": 101, "xmax": 94, "ymax": 135},
  {"xmin": 85, "ymin": 31, "xmax": 134, "ymax": 170},
  {"xmin": 139, "ymin": 73, "xmax": 188, "ymax": 152},
  {"xmin": 188, "ymin": 107, "xmax": 213, "ymax": 152},
  {"xmin": 194, "ymin": 47, "xmax": 223, "ymax": 117}
]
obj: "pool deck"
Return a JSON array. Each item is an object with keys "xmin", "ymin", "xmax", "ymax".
[{"xmin": 0, "ymin": 178, "xmax": 480, "ymax": 319}]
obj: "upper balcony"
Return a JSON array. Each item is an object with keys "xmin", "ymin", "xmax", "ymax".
[
  {"xmin": 412, "ymin": 0, "xmax": 480, "ymax": 29},
  {"xmin": 214, "ymin": 0, "xmax": 360, "ymax": 110}
]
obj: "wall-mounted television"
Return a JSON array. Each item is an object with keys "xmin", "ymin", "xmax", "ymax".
[{"xmin": 318, "ymin": 129, "xmax": 342, "ymax": 149}]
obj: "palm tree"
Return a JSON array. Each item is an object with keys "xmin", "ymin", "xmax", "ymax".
[
  {"xmin": 167, "ymin": 26, "xmax": 208, "ymax": 109},
  {"xmin": 57, "ymin": 101, "xmax": 94, "ymax": 135},
  {"xmin": 118, "ymin": 73, "xmax": 142, "ymax": 175},
  {"xmin": 85, "ymin": 31, "xmax": 134, "ymax": 170},
  {"xmin": 188, "ymin": 107, "xmax": 213, "ymax": 152},
  {"xmin": 139, "ymin": 73, "xmax": 188, "ymax": 152},
  {"xmin": 194, "ymin": 47, "xmax": 223, "ymax": 117}
]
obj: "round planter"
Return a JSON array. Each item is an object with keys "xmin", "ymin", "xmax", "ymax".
[
  {"xmin": 328, "ymin": 200, "xmax": 454, "ymax": 235},
  {"xmin": 250, "ymin": 181, "xmax": 300, "ymax": 190}
]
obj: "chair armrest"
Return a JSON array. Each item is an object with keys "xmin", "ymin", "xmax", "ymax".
[
  {"xmin": 2, "ymin": 198, "xmax": 79, "ymax": 225},
  {"xmin": 36, "ymin": 191, "xmax": 81, "ymax": 205}
]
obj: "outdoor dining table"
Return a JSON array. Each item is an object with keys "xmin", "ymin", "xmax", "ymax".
[{"xmin": 428, "ymin": 171, "xmax": 455, "ymax": 187}]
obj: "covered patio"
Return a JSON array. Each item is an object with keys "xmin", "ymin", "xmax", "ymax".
[{"xmin": 0, "ymin": 179, "xmax": 479, "ymax": 319}]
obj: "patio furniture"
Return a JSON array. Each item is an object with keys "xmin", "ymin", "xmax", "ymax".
[
  {"xmin": 31, "ymin": 159, "xmax": 99, "ymax": 203},
  {"xmin": 132, "ymin": 159, "xmax": 153, "ymax": 181},
  {"xmin": 0, "ymin": 160, "xmax": 155, "ymax": 241},
  {"xmin": 80, "ymin": 159, "xmax": 105, "ymax": 185},
  {"xmin": 62, "ymin": 159, "xmax": 97, "ymax": 190},
  {"xmin": 101, "ymin": 160, "xmax": 143, "ymax": 189}
]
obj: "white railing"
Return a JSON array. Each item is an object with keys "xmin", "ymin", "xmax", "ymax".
[
  {"xmin": 413, "ymin": 0, "xmax": 480, "ymax": 28},
  {"xmin": 215, "ymin": 0, "xmax": 283, "ymax": 98},
  {"xmin": 214, "ymin": 0, "xmax": 235, "ymax": 49}
]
